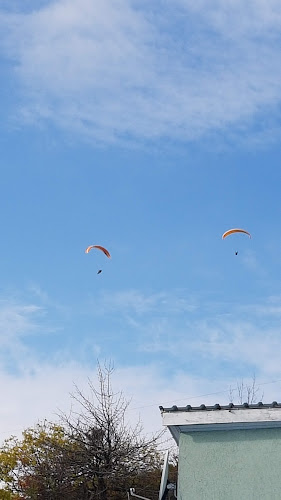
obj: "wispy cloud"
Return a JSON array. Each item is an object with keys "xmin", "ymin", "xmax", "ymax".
[
  {"xmin": 93, "ymin": 289, "xmax": 197, "ymax": 315},
  {"xmin": 191, "ymin": 319, "xmax": 281, "ymax": 372},
  {"xmin": 0, "ymin": 288, "xmax": 66, "ymax": 374},
  {"xmin": 0, "ymin": 296, "xmax": 44, "ymax": 376},
  {"xmin": 177, "ymin": 0, "xmax": 281, "ymax": 38},
  {"xmin": 0, "ymin": 300, "xmax": 42, "ymax": 342},
  {"xmin": 102, "ymin": 290, "xmax": 281, "ymax": 379},
  {"xmin": 1, "ymin": 0, "xmax": 281, "ymax": 145}
]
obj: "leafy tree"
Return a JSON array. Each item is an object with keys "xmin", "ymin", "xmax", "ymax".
[{"xmin": 0, "ymin": 422, "xmax": 84, "ymax": 499}]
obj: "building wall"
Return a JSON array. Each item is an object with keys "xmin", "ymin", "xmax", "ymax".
[{"xmin": 178, "ymin": 427, "xmax": 281, "ymax": 500}]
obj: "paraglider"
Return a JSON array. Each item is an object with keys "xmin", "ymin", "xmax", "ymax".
[
  {"xmin": 85, "ymin": 245, "xmax": 111, "ymax": 258},
  {"xmin": 85, "ymin": 245, "xmax": 111, "ymax": 275},
  {"xmin": 222, "ymin": 228, "xmax": 251, "ymax": 256},
  {"xmin": 222, "ymin": 228, "xmax": 251, "ymax": 240}
]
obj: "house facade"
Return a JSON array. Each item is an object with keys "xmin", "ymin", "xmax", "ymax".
[{"xmin": 160, "ymin": 402, "xmax": 281, "ymax": 500}]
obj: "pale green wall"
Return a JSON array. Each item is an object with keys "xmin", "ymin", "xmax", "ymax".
[{"xmin": 178, "ymin": 427, "xmax": 281, "ymax": 500}]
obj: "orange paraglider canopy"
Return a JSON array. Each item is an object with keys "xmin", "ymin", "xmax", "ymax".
[
  {"xmin": 85, "ymin": 245, "xmax": 111, "ymax": 258},
  {"xmin": 222, "ymin": 228, "xmax": 251, "ymax": 240}
]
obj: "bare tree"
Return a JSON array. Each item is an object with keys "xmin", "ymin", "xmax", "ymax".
[
  {"xmin": 229, "ymin": 375, "xmax": 264, "ymax": 405},
  {"xmin": 60, "ymin": 361, "xmax": 164, "ymax": 499}
]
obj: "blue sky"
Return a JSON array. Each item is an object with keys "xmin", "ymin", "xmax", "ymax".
[{"xmin": 1, "ymin": 0, "xmax": 281, "ymax": 439}]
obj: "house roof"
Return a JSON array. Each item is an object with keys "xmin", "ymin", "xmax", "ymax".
[
  {"xmin": 159, "ymin": 401, "xmax": 281, "ymax": 412},
  {"xmin": 160, "ymin": 402, "xmax": 281, "ymax": 443}
]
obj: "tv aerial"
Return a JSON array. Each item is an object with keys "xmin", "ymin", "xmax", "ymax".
[{"xmin": 128, "ymin": 450, "xmax": 176, "ymax": 500}]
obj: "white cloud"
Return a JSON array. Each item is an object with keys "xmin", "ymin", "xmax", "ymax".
[
  {"xmin": 177, "ymin": 0, "xmax": 281, "ymax": 38},
  {"xmin": 0, "ymin": 299, "xmax": 44, "ymax": 368},
  {"xmin": 115, "ymin": 292, "xmax": 281, "ymax": 380},
  {"xmin": 0, "ymin": 357, "xmax": 257, "ymax": 444},
  {"xmin": 0, "ymin": 290, "xmax": 65, "ymax": 375},
  {"xmin": 1, "ymin": 0, "xmax": 281, "ymax": 145},
  {"xmin": 93, "ymin": 289, "xmax": 197, "ymax": 315},
  {"xmin": 1, "ymin": 287, "xmax": 281, "ymax": 445},
  {"xmin": 144, "ymin": 316, "xmax": 281, "ymax": 379},
  {"xmin": 1, "ymin": 355, "xmax": 279, "ymax": 446},
  {"xmin": 0, "ymin": 301, "xmax": 42, "ymax": 341},
  {"xmin": 78, "ymin": 287, "xmax": 281, "ymax": 389}
]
